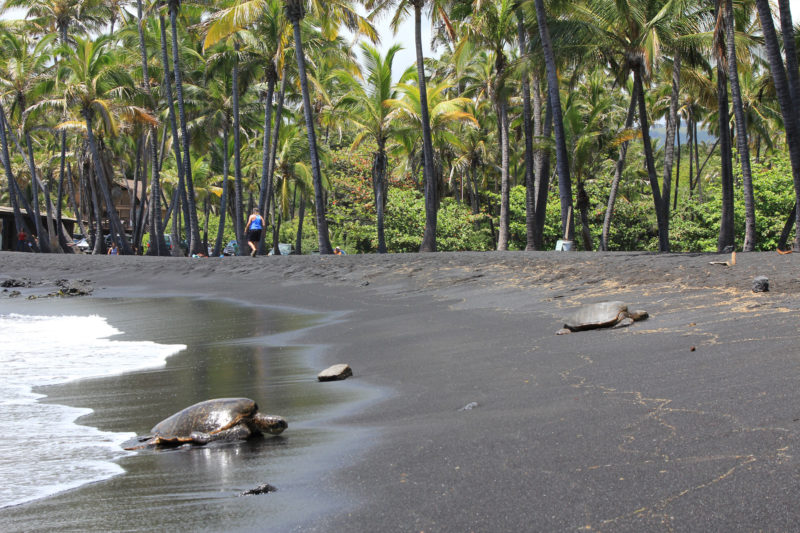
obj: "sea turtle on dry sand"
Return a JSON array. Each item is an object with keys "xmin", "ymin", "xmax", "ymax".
[
  {"xmin": 556, "ymin": 301, "xmax": 648, "ymax": 335},
  {"xmin": 124, "ymin": 398, "xmax": 287, "ymax": 450}
]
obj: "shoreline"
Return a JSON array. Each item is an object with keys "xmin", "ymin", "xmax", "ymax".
[{"xmin": 1, "ymin": 251, "xmax": 800, "ymax": 531}]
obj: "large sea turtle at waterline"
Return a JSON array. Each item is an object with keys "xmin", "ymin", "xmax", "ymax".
[{"xmin": 124, "ymin": 398, "xmax": 287, "ymax": 449}]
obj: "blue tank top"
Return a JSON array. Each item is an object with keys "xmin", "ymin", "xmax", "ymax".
[{"xmin": 251, "ymin": 215, "xmax": 263, "ymax": 230}]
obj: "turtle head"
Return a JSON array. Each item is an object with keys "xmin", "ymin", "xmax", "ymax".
[{"xmin": 253, "ymin": 413, "xmax": 288, "ymax": 435}]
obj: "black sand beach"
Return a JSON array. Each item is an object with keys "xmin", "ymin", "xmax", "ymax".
[{"xmin": 1, "ymin": 250, "xmax": 799, "ymax": 532}]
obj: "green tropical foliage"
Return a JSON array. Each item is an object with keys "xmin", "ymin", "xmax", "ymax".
[{"xmin": 0, "ymin": 0, "xmax": 798, "ymax": 255}]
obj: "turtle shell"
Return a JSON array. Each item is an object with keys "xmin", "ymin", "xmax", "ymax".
[
  {"xmin": 151, "ymin": 398, "xmax": 258, "ymax": 438},
  {"xmin": 564, "ymin": 301, "xmax": 628, "ymax": 331}
]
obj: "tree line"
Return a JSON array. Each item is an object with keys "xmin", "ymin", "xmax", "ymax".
[{"xmin": 0, "ymin": 0, "xmax": 799, "ymax": 255}]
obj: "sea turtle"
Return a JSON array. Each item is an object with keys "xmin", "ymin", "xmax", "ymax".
[
  {"xmin": 125, "ymin": 398, "xmax": 287, "ymax": 449},
  {"xmin": 556, "ymin": 301, "xmax": 648, "ymax": 335}
]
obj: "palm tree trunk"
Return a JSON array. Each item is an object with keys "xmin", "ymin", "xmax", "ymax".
[
  {"xmin": 214, "ymin": 125, "xmax": 230, "ymax": 257},
  {"xmin": 674, "ymin": 114, "xmax": 681, "ymax": 212},
  {"xmin": 601, "ymin": 84, "xmax": 638, "ymax": 251},
  {"xmin": 687, "ymin": 115, "xmax": 694, "ymax": 195},
  {"xmin": 158, "ymin": 12, "xmax": 188, "ymax": 248},
  {"xmin": 0, "ymin": 103, "xmax": 33, "ymax": 245},
  {"xmin": 778, "ymin": 0, "xmax": 800, "ymax": 109},
  {"xmin": 517, "ymin": 12, "xmax": 536, "ymax": 251},
  {"xmin": 256, "ymin": 61, "xmax": 277, "ymax": 254},
  {"xmin": 755, "ymin": 0, "xmax": 800, "ymax": 249},
  {"xmin": 497, "ymin": 99, "xmax": 510, "ymax": 250},
  {"xmin": 295, "ymin": 193, "xmax": 305, "ymax": 254},
  {"xmin": 577, "ymin": 177, "xmax": 592, "ymax": 250},
  {"xmin": 232, "ymin": 40, "xmax": 246, "ymax": 255},
  {"xmin": 83, "ymin": 110, "xmax": 132, "ymax": 254},
  {"xmin": 288, "ymin": 13, "xmax": 333, "ymax": 254},
  {"xmin": 778, "ymin": 203, "xmax": 796, "ymax": 251},
  {"xmin": 148, "ymin": 131, "xmax": 169, "ymax": 256},
  {"xmin": 168, "ymin": 3, "xmax": 203, "ymax": 255},
  {"xmin": 56, "ymin": 133, "xmax": 72, "ymax": 253},
  {"xmin": 131, "ymin": 134, "xmax": 142, "ymax": 230},
  {"xmin": 134, "ymin": 136, "xmax": 148, "ymax": 253},
  {"xmin": 726, "ymin": 0, "xmax": 755, "ymax": 251},
  {"xmin": 634, "ymin": 64, "xmax": 668, "ymax": 251},
  {"xmin": 414, "ymin": 0, "xmax": 438, "ymax": 252},
  {"xmin": 373, "ymin": 140, "xmax": 388, "ymax": 253},
  {"xmin": 88, "ymin": 166, "xmax": 104, "ymax": 255},
  {"xmin": 661, "ymin": 54, "xmax": 681, "ymax": 224},
  {"xmin": 716, "ymin": 57, "xmax": 735, "ymax": 252},
  {"xmin": 65, "ymin": 164, "xmax": 89, "ymax": 242},
  {"xmin": 535, "ymin": 0, "xmax": 574, "ymax": 241},
  {"xmin": 23, "ymin": 132, "xmax": 48, "ymax": 252},
  {"xmin": 260, "ymin": 61, "xmax": 288, "ymax": 254},
  {"xmin": 533, "ymin": 95, "xmax": 552, "ymax": 249}
]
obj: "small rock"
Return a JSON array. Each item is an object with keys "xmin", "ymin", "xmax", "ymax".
[
  {"xmin": 1, "ymin": 278, "xmax": 29, "ymax": 288},
  {"xmin": 55, "ymin": 279, "xmax": 93, "ymax": 296},
  {"xmin": 317, "ymin": 364, "xmax": 352, "ymax": 382},
  {"xmin": 240, "ymin": 483, "xmax": 277, "ymax": 496},
  {"xmin": 752, "ymin": 276, "xmax": 769, "ymax": 293},
  {"xmin": 8, "ymin": 290, "xmax": 20, "ymax": 298},
  {"xmin": 556, "ymin": 328, "xmax": 571, "ymax": 335},
  {"xmin": 459, "ymin": 402, "xmax": 479, "ymax": 411}
]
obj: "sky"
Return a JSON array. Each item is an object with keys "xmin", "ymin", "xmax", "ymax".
[{"xmin": 3, "ymin": 1, "xmax": 800, "ymax": 81}]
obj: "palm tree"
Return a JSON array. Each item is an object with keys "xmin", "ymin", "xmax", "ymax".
[
  {"xmin": 463, "ymin": 0, "xmax": 516, "ymax": 250},
  {"xmin": 0, "ymin": 30, "xmax": 57, "ymax": 251},
  {"xmin": 532, "ymin": 0, "xmax": 573, "ymax": 242},
  {"xmin": 133, "ymin": 0, "xmax": 168, "ymax": 255},
  {"xmin": 0, "ymin": 101, "xmax": 35, "ymax": 247},
  {"xmin": 515, "ymin": 3, "xmax": 536, "ymax": 251},
  {"xmin": 754, "ymin": 0, "xmax": 800, "ymax": 250},
  {"xmin": 722, "ymin": 0, "xmax": 755, "ymax": 251},
  {"xmin": 367, "ymin": 0, "xmax": 450, "ymax": 251},
  {"xmin": 386, "ymin": 77, "xmax": 478, "ymax": 201},
  {"xmin": 0, "ymin": 0, "xmax": 109, "ymax": 43},
  {"xmin": 55, "ymin": 34, "xmax": 145, "ymax": 254},
  {"xmin": 338, "ymin": 42, "xmax": 402, "ymax": 253},
  {"xmin": 163, "ymin": 0, "xmax": 203, "ymax": 255},
  {"xmin": 218, "ymin": 0, "xmax": 374, "ymax": 254}
]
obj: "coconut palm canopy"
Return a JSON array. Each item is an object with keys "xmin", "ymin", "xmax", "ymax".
[{"xmin": 0, "ymin": 0, "xmax": 799, "ymax": 255}]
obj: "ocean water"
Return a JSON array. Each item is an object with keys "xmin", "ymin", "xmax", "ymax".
[
  {"xmin": 0, "ymin": 313, "xmax": 186, "ymax": 509},
  {"xmin": 0, "ymin": 297, "xmax": 376, "ymax": 532}
]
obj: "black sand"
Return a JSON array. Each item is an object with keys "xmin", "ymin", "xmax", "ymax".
[{"xmin": 1, "ymin": 250, "xmax": 799, "ymax": 532}]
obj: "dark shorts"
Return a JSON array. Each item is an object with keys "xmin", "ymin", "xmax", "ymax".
[{"xmin": 248, "ymin": 229, "xmax": 262, "ymax": 242}]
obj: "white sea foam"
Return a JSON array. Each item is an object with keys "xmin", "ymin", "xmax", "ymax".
[{"xmin": 0, "ymin": 313, "xmax": 185, "ymax": 508}]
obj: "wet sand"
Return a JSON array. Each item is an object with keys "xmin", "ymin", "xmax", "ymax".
[{"xmin": 1, "ymin": 250, "xmax": 799, "ymax": 531}]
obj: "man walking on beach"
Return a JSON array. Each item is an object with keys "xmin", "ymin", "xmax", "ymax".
[{"xmin": 245, "ymin": 208, "xmax": 265, "ymax": 257}]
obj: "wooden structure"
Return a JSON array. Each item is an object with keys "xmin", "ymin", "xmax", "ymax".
[{"xmin": 0, "ymin": 206, "xmax": 77, "ymax": 251}]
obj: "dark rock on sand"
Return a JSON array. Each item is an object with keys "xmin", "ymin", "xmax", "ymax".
[
  {"xmin": 318, "ymin": 364, "xmax": 353, "ymax": 381},
  {"xmin": 55, "ymin": 279, "xmax": 93, "ymax": 296},
  {"xmin": 752, "ymin": 276, "xmax": 769, "ymax": 292},
  {"xmin": 1, "ymin": 278, "xmax": 30, "ymax": 288},
  {"xmin": 240, "ymin": 483, "xmax": 277, "ymax": 496}
]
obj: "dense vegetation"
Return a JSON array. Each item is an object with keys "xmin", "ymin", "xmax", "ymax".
[{"xmin": 1, "ymin": 0, "xmax": 799, "ymax": 255}]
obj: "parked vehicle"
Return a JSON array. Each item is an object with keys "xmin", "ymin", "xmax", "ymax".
[
  {"xmin": 268, "ymin": 243, "xmax": 293, "ymax": 256},
  {"xmin": 72, "ymin": 238, "xmax": 90, "ymax": 252},
  {"xmin": 222, "ymin": 240, "xmax": 239, "ymax": 256},
  {"xmin": 145, "ymin": 234, "xmax": 187, "ymax": 255}
]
